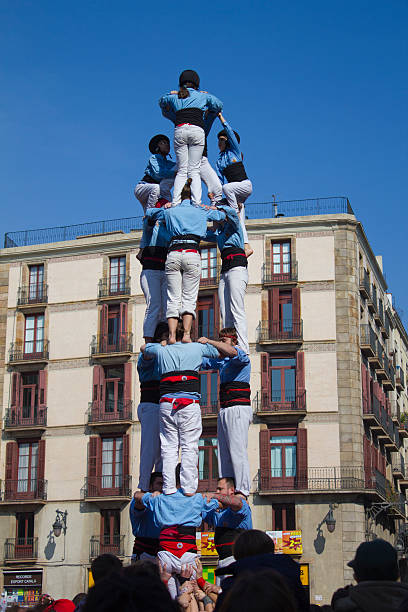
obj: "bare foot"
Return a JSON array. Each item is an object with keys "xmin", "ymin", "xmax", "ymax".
[
  {"xmin": 183, "ymin": 492, "xmax": 194, "ymax": 497},
  {"xmin": 168, "ymin": 335, "xmax": 176, "ymax": 344},
  {"xmin": 182, "ymin": 332, "xmax": 192, "ymax": 343},
  {"xmin": 244, "ymin": 244, "xmax": 254, "ymax": 257}
]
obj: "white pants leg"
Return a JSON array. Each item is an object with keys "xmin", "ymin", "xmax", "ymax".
[
  {"xmin": 137, "ymin": 402, "xmax": 162, "ymax": 491},
  {"xmin": 134, "ymin": 182, "xmax": 161, "ymax": 211},
  {"xmin": 217, "ymin": 412, "xmax": 234, "ymax": 481},
  {"xmin": 159, "ymin": 178, "xmax": 174, "ymax": 202},
  {"xmin": 159, "ymin": 400, "xmax": 202, "ymax": 494},
  {"xmin": 140, "ymin": 270, "xmax": 167, "ymax": 338},
  {"xmin": 200, "ymin": 156, "xmax": 223, "ymax": 203},
  {"xmin": 173, "ymin": 125, "xmax": 204, "ymax": 206},
  {"xmin": 219, "ymin": 267, "xmax": 249, "ymax": 354},
  {"xmin": 157, "ymin": 551, "xmax": 199, "ymax": 598},
  {"xmin": 222, "ymin": 179, "xmax": 253, "ymax": 242},
  {"xmin": 217, "ymin": 405, "xmax": 253, "ymax": 496},
  {"xmin": 165, "ymin": 251, "xmax": 183, "ymax": 319},
  {"xmin": 165, "ymin": 251, "xmax": 201, "ymax": 319},
  {"xmin": 216, "ymin": 556, "xmax": 235, "ymax": 585}
]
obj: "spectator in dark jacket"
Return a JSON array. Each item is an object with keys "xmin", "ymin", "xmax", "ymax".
[
  {"xmin": 214, "ymin": 529, "xmax": 309, "ymax": 612},
  {"xmin": 331, "ymin": 538, "xmax": 408, "ymax": 612}
]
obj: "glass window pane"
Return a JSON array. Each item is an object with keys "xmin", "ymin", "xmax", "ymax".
[
  {"xmin": 271, "ymin": 369, "xmax": 282, "ymax": 401},
  {"xmin": 273, "ymin": 244, "xmax": 280, "ymax": 253},
  {"xmin": 282, "ymin": 243, "xmax": 290, "ymax": 253},
  {"xmin": 200, "ymin": 373, "xmax": 208, "ymax": 405},
  {"xmin": 285, "ymin": 446, "xmax": 297, "ymax": 477},
  {"xmin": 271, "ymin": 436, "xmax": 297, "ymax": 444},
  {"xmin": 284, "ymin": 370, "xmax": 296, "ymax": 401},
  {"xmin": 271, "ymin": 446, "xmax": 282, "ymax": 478},
  {"xmin": 271, "ymin": 358, "xmax": 296, "ymax": 367}
]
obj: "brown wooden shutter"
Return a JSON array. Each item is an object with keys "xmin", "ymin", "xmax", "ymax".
[
  {"xmin": 100, "ymin": 304, "xmax": 108, "ymax": 340},
  {"xmin": 296, "ymin": 351, "xmax": 305, "ymax": 409},
  {"xmin": 39, "ymin": 369, "xmax": 47, "ymax": 410},
  {"xmin": 88, "ymin": 436, "xmax": 101, "ymax": 495},
  {"xmin": 122, "ymin": 434, "xmax": 130, "ymax": 478},
  {"xmin": 123, "ymin": 362, "xmax": 132, "ymax": 409},
  {"xmin": 361, "ymin": 363, "xmax": 367, "ymax": 411},
  {"xmin": 367, "ymin": 369, "xmax": 372, "ymax": 411},
  {"xmin": 270, "ymin": 288, "xmax": 279, "ymax": 325},
  {"xmin": 11, "ymin": 372, "xmax": 21, "ymax": 422},
  {"xmin": 260, "ymin": 353, "xmax": 270, "ymax": 409},
  {"xmin": 363, "ymin": 434, "xmax": 372, "ymax": 487},
  {"xmin": 92, "ymin": 365, "xmax": 104, "ymax": 415},
  {"xmin": 119, "ymin": 302, "xmax": 128, "ymax": 337},
  {"xmin": 5, "ymin": 441, "xmax": 18, "ymax": 481},
  {"xmin": 38, "ymin": 439, "xmax": 46, "ymax": 488},
  {"xmin": 297, "ymin": 428, "xmax": 308, "ymax": 489},
  {"xmin": 292, "ymin": 287, "xmax": 301, "ymax": 322},
  {"xmin": 259, "ymin": 429, "xmax": 271, "ymax": 490}
]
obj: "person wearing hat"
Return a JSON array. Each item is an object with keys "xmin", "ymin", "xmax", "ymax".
[
  {"xmin": 134, "ymin": 134, "xmax": 176, "ymax": 211},
  {"xmin": 216, "ymin": 113, "xmax": 253, "ymax": 257},
  {"xmin": 159, "ymin": 70, "xmax": 223, "ymax": 207},
  {"xmin": 331, "ymin": 538, "xmax": 408, "ymax": 612}
]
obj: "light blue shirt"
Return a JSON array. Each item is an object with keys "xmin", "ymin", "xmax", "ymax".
[
  {"xmin": 146, "ymin": 202, "xmax": 226, "ymax": 240},
  {"xmin": 137, "ymin": 352, "xmax": 160, "ymax": 383},
  {"xmin": 129, "ymin": 497, "xmax": 160, "ymax": 538},
  {"xmin": 159, "ymin": 88, "xmax": 223, "ymax": 117},
  {"xmin": 205, "ymin": 499, "xmax": 252, "ymax": 530},
  {"xmin": 143, "ymin": 153, "xmax": 176, "ymax": 181},
  {"xmin": 205, "ymin": 205, "xmax": 245, "ymax": 251},
  {"xmin": 142, "ymin": 489, "xmax": 219, "ymax": 528},
  {"xmin": 201, "ymin": 347, "xmax": 251, "ymax": 384},
  {"xmin": 216, "ymin": 121, "xmax": 244, "ymax": 184},
  {"xmin": 140, "ymin": 217, "xmax": 171, "ymax": 249}
]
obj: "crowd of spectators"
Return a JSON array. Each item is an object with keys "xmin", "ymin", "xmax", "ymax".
[{"xmin": 5, "ymin": 536, "xmax": 408, "ymax": 611}]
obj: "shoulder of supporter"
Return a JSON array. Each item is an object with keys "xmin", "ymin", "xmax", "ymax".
[
  {"xmin": 142, "ymin": 492, "xmax": 155, "ymax": 510},
  {"xmin": 235, "ymin": 347, "xmax": 250, "ymax": 364},
  {"xmin": 144, "ymin": 343, "xmax": 160, "ymax": 357},
  {"xmin": 201, "ymin": 343, "xmax": 220, "ymax": 359}
]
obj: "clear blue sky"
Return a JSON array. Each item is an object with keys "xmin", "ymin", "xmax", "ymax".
[{"xmin": 1, "ymin": 1, "xmax": 407, "ymax": 315}]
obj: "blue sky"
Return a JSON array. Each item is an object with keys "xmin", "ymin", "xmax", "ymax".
[{"xmin": 0, "ymin": 1, "xmax": 407, "ymax": 314}]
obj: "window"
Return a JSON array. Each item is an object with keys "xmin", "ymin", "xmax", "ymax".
[
  {"xmin": 21, "ymin": 373, "xmax": 39, "ymax": 420},
  {"xmin": 270, "ymin": 357, "xmax": 296, "ymax": 403},
  {"xmin": 100, "ymin": 510, "xmax": 121, "ymax": 554},
  {"xmin": 270, "ymin": 434, "xmax": 297, "ymax": 483},
  {"xmin": 272, "ymin": 242, "xmax": 291, "ymax": 277},
  {"xmin": 15, "ymin": 513, "xmax": 34, "ymax": 558},
  {"xmin": 109, "ymin": 256, "xmax": 126, "ymax": 295},
  {"xmin": 259, "ymin": 428, "xmax": 307, "ymax": 491},
  {"xmin": 28, "ymin": 265, "xmax": 44, "ymax": 302},
  {"xmin": 24, "ymin": 314, "xmax": 44, "ymax": 355},
  {"xmin": 272, "ymin": 504, "xmax": 296, "ymax": 530},
  {"xmin": 99, "ymin": 303, "xmax": 128, "ymax": 352},
  {"xmin": 199, "ymin": 370, "xmax": 219, "ymax": 415},
  {"xmin": 102, "ymin": 437, "xmax": 123, "ymax": 490},
  {"xmin": 260, "ymin": 352, "xmax": 305, "ymax": 412},
  {"xmin": 105, "ymin": 366, "xmax": 124, "ymax": 412},
  {"xmin": 279, "ymin": 291, "xmax": 293, "ymax": 332},
  {"xmin": 198, "ymin": 433, "xmax": 218, "ymax": 491},
  {"xmin": 92, "ymin": 364, "xmax": 131, "ymax": 421},
  {"xmin": 268, "ymin": 288, "xmax": 301, "ymax": 339},
  {"xmin": 17, "ymin": 442, "xmax": 38, "ymax": 493},
  {"xmin": 201, "ymin": 248, "xmax": 217, "ymax": 281},
  {"xmin": 195, "ymin": 294, "xmax": 218, "ymax": 339}
]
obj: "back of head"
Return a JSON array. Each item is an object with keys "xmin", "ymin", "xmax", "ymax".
[
  {"xmin": 233, "ymin": 529, "xmax": 275, "ymax": 560},
  {"xmin": 219, "ymin": 569, "xmax": 296, "ymax": 612},
  {"xmin": 91, "ymin": 553, "xmax": 123, "ymax": 583},
  {"xmin": 175, "ymin": 320, "xmax": 184, "ymax": 342},
  {"xmin": 153, "ymin": 322, "xmax": 169, "ymax": 343},
  {"xmin": 72, "ymin": 593, "xmax": 87, "ymax": 607},
  {"xmin": 348, "ymin": 538, "xmax": 399, "ymax": 582},
  {"xmin": 123, "ymin": 560, "xmax": 160, "ymax": 581}
]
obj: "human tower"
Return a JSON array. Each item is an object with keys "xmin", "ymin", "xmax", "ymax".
[{"xmin": 130, "ymin": 70, "xmax": 253, "ymax": 596}]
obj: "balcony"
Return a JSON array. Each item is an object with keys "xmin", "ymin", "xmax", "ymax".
[
  {"xmin": 399, "ymin": 420, "xmax": 408, "ymax": 439},
  {"xmin": 9, "ymin": 340, "xmax": 49, "ymax": 365},
  {"xmin": 4, "ymin": 408, "xmax": 47, "ymax": 436},
  {"xmin": 392, "ymin": 454, "xmax": 405, "ymax": 480},
  {"xmin": 363, "ymin": 398, "xmax": 398, "ymax": 450},
  {"xmin": 257, "ymin": 465, "xmax": 366, "ymax": 494},
  {"xmin": 377, "ymin": 354, "xmax": 395, "ymax": 390},
  {"xmin": 200, "ymin": 266, "xmax": 221, "ymax": 289},
  {"xmin": 262, "ymin": 262, "xmax": 298, "ymax": 285},
  {"xmin": 200, "ymin": 400, "xmax": 219, "ymax": 419},
  {"xmin": 253, "ymin": 391, "xmax": 306, "ymax": 421},
  {"xmin": 4, "ymin": 537, "xmax": 38, "ymax": 563},
  {"xmin": 90, "ymin": 334, "xmax": 133, "ymax": 359},
  {"xmin": 17, "ymin": 284, "xmax": 48, "ymax": 308},
  {"xmin": 257, "ymin": 320, "xmax": 303, "ymax": 345},
  {"xmin": 359, "ymin": 268, "xmax": 371, "ymax": 300},
  {"xmin": 81, "ymin": 475, "xmax": 132, "ymax": 505},
  {"xmin": 88, "ymin": 401, "xmax": 133, "ymax": 430},
  {"xmin": 396, "ymin": 367, "xmax": 405, "ymax": 392},
  {"xmin": 360, "ymin": 324, "xmax": 377, "ymax": 357},
  {"xmin": 368, "ymin": 340, "xmax": 383, "ymax": 370},
  {"xmin": 98, "ymin": 276, "xmax": 131, "ymax": 299},
  {"xmin": 89, "ymin": 535, "xmax": 125, "ymax": 560},
  {"xmin": 0, "ymin": 479, "xmax": 47, "ymax": 505}
]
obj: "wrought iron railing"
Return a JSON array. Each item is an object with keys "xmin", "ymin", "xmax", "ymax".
[
  {"xmin": 257, "ymin": 466, "xmax": 365, "ymax": 492},
  {"xmin": 198, "ymin": 469, "xmax": 219, "ymax": 493},
  {"xmin": 258, "ymin": 320, "xmax": 303, "ymax": 342},
  {"xmin": 245, "ymin": 197, "xmax": 353, "ymax": 220},
  {"xmin": 88, "ymin": 401, "xmax": 132, "ymax": 423},
  {"xmin": 3, "ymin": 479, "xmax": 47, "ymax": 501},
  {"xmin": 200, "ymin": 401, "xmax": 219, "ymax": 417},
  {"xmin": 90, "ymin": 333, "xmax": 133, "ymax": 356},
  {"xmin": 383, "ymin": 355, "xmax": 395, "ymax": 387},
  {"xmin": 17, "ymin": 283, "xmax": 48, "ymax": 305},
  {"xmin": 89, "ymin": 535, "xmax": 125, "ymax": 559},
  {"xmin": 360, "ymin": 324, "xmax": 377, "ymax": 353},
  {"xmin": 262, "ymin": 262, "xmax": 298, "ymax": 284},
  {"xmin": 396, "ymin": 367, "xmax": 405, "ymax": 389},
  {"xmin": 5, "ymin": 537, "xmax": 38, "ymax": 560},
  {"xmin": 4, "ymin": 408, "xmax": 47, "ymax": 428},
  {"xmin": 392, "ymin": 454, "xmax": 405, "ymax": 476},
  {"xmin": 82, "ymin": 475, "xmax": 132, "ymax": 498},
  {"xmin": 200, "ymin": 266, "xmax": 221, "ymax": 287},
  {"xmin": 9, "ymin": 340, "xmax": 49, "ymax": 362},
  {"xmin": 252, "ymin": 390, "xmax": 306, "ymax": 413},
  {"xmin": 98, "ymin": 276, "xmax": 131, "ymax": 298},
  {"xmin": 359, "ymin": 268, "xmax": 370, "ymax": 297}
]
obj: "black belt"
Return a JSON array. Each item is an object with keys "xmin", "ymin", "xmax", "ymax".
[
  {"xmin": 220, "ymin": 381, "xmax": 251, "ymax": 408},
  {"xmin": 141, "ymin": 174, "xmax": 161, "ymax": 185},
  {"xmin": 168, "ymin": 234, "xmax": 201, "ymax": 253},
  {"xmin": 141, "ymin": 246, "xmax": 168, "ymax": 271},
  {"xmin": 175, "ymin": 108, "xmax": 205, "ymax": 130},
  {"xmin": 140, "ymin": 380, "xmax": 160, "ymax": 404},
  {"xmin": 222, "ymin": 161, "xmax": 248, "ymax": 183},
  {"xmin": 221, "ymin": 247, "xmax": 247, "ymax": 273},
  {"xmin": 214, "ymin": 526, "xmax": 246, "ymax": 560},
  {"xmin": 160, "ymin": 370, "xmax": 200, "ymax": 396}
]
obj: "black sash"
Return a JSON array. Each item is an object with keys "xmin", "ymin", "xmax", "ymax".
[
  {"xmin": 168, "ymin": 234, "xmax": 201, "ymax": 253},
  {"xmin": 141, "ymin": 246, "xmax": 168, "ymax": 271},
  {"xmin": 221, "ymin": 247, "xmax": 247, "ymax": 273},
  {"xmin": 220, "ymin": 381, "xmax": 251, "ymax": 408},
  {"xmin": 160, "ymin": 370, "xmax": 200, "ymax": 397},
  {"xmin": 175, "ymin": 108, "xmax": 205, "ymax": 130},
  {"xmin": 222, "ymin": 161, "xmax": 248, "ymax": 183},
  {"xmin": 140, "ymin": 380, "xmax": 160, "ymax": 404},
  {"xmin": 141, "ymin": 174, "xmax": 161, "ymax": 185},
  {"xmin": 133, "ymin": 536, "xmax": 160, "ymax": 556}
]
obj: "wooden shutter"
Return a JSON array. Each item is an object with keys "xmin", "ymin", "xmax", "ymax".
[
  {"xmin": 88, "ymin": 436, "xmax": 102, "ymax": 495},
  {"xmin": 363, "ymin": 434, "xmax": 372, "ymax": 487},
  {"xmin": 361, "ymin": 363, "xmax": 367, "ymax": 411},
  {"xmin": 37, "ymin": 439, "xmax": 46, "ymax": 498},
  {"xmin": 259, "ymin": 429, "xmax": 271, "ymax": 490},
  {"xmin": 260, "ymin": 353, "xmax": 270, "ymax": 409},
  {"xmin": 297, "ymin": 428, "xmax": 308, "ymax": 489},
  {"xmin": 122, "ymin": 434, "xmax": 130, "ymax": 478},
  {"xmin": 11, "ymin": 372, "xmax": 21, "ymax": 422},
  {"xmin": 270, "ymin": 288, "xmax": 280, "ymax": 325},
  {"xmin": 123, "ymin": 362, "xmax": 132, "ymax": 410},
  {"xmin": 100, "ymin": 304, "xmax": 109, "ymax": 343},
  {"xmin": 296, "ymin": 351, "xmax": 305, "ymax": 409},
  {"xmin": 39, "ymin": 369, "xmax": 47, "ymax": 411},
  {"xmin": 292, "ymin": 287, "xmax": 301, "ymax": 322},
  {"xmin": 5, "ymin": 441, "xmax": 18, "ymax": 488},
  {"xmin": 119, "ymin": 302, "xmax": 128, "ymax": 338},
  {"xmin": 92, "ymin": 365, "xmax": 105, "ymax": 415}
]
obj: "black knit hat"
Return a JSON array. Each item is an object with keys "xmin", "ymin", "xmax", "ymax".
[
  {"xmin": 149, "ymin": 134, "xmax": 170, "ymax": 154},
  {"xmin": 179, "ymin": 69, "xmax": 200, "ymax": 89},
  {"xmin": 218, "ymin": 129, "xmax": 240, "ymax": 144},
  {"xmin": 347, "ymin": 539, "xmax": 399, "ymax": 581}
]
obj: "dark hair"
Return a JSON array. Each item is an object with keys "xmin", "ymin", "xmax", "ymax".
[
  {"xmin": 149, "ymin": 471, "xmax": 163, "ymax": 488},
  {"xmin": 233, "ymin": 529, "xmax": 275, "ymax": 560},
  {"xmin": 123, "ymin": 560, "xmax": 160, "ymax": 580},
  {"xmin": 153, "ymin": 322, "xmax": 168, "ymax": 343},
  {"xmin": 83, "ymin": 571, "xmax": 178, "ymax": 612},
  {"xmin": 72, "ymin": 593, "xmax": 87, "ymax": 606},
  {"xmin": 219, "ymin": 328, "xmax": 238, "ymax": 341},
  {"xmin": 218, "ymin": 476, "xmax": 236, "ymax": 489},
  {"xmin": 91, "ymin": 553, "xmax": 123, "ymax": 583},
  {"xmin": 178, "ymin": 84, "xmax": 191, "ymax": 99},
  {"xmin": 175, "ymin": 320, "xmax": 184, "ymax": 342},
  {"xmin": 219, "ymin": 569, "xmax": 296, "ymax": 612}
]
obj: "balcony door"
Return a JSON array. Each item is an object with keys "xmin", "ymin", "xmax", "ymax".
[
  {"xmin": 15, "ymin": 513, "xmax": 34, "ymax": 558},
  {"xmin": 100, "ymin": 510, "xmax": 121, "ymax": 555},
  {"xmin": 199, "ymin": 370, "xmax": 219, "ymax": 415},
  {"xmin": 20, "ymin": 373, "xmax": 39, "ymax": 424},
  {"xmin": 201, "ymin": 248, "xmax": 217, "ymax": 281},
  {"xmin": 109, "ymin": 256, "xmax": 126, "ymax": 295},
  {"xmin": 271, "ymin": 242, "xmax": 291, "ymax": 280},
  {"xmin": 270, "ymin": 433, "xmax": 297, "ymax": 488},
  {"xmin": 105, "ymin": 366, "xmax": 124, "ymax": 415},
  {"xmin": 101, "ymin": 437, "xmax": 123, "ymax": 494},
  {"xmin": 24, "ymin": 314, "xmax": 44, "ymax": 356},
  {"xmin": 28, "ymin": 265, "xmax": 44, "ymax": 302},
  {"xmin": 270, "ymin": 357, "xmax": 296, "ymax": 407},
  {"xmin": 17, "ymin": 442, "xmax": 38, "ymax": 495},
  {"xmin": 198, "ymin": 433, "xmax": 218, "ymax": 491}
]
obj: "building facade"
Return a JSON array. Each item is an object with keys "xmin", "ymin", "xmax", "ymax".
[{"xmin": 0, "ymin": 197, "xmax": 407, "ymax": 606}]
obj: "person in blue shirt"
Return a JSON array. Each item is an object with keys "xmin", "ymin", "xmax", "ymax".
[
  {"xmin": 134, "ymin": 134, "xmax": 176, "ymax": 211},
  {"xmin": 199, "ymin": 328, "xmax": 252, "ymax": 497},
  {"xmin": 159, "ymin": 70, "xmax": 222, "ymax": 207},
  {"xmin": 145, "ymin": 202, "xmax": 226, "ymax": 344},
  {"xmin": 130, "ymin": 471, "xmax": 163, "ymax": 562},
  {"xmin": 216, "ymin": 113, "xmax": 253, "ymax": 257},
  {"xmin": 206, "ymin": 204, "xmax": 249, "ymax": 354}
]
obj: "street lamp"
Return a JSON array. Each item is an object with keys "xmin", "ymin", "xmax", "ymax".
[
  {"xmin": 318, "ymin": 503, "xmax": 338, "ymax": 534},
  {"xmin": 52, "ymin": 509, "xmax": 68, "ymax": 537}
]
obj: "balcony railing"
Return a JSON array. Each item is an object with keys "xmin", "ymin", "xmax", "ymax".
[
  {"xmin": 9, "ymin": 340, "xmax": 49, "ymax": 363},
  {"xmin": 90, "ymin": 333, "xmax": 133, "ymax": 356},
  {"xmin": 258, "ymin": 320, "xmax": 303, "ymax": 343},
  {"xmin": 200, "ymin": 401, "xmax": 219, "ymax": 417},
  {"xmin": 5, "ymin": 537, "xmax": 38, "ymax": 561},
  {"xmin": 362, "ymin": 397, "xmax": 397, "ymax": 447},
  {"xmin": 396, "ymin": 367, "xmax": 405, "ymax": 390},
  {"xmin": 257, "ymin": 466, "xmax": 366, "ymax": 492},
  {"xmin": 359, "ymin": 268, "xmax": 371, "ymax": 299},
  {"xmin": 380, "ymin": 354, "xmax": 395, "ymax": 389},
  {"xmin": 253, "ymin": 390, "xmax": 306, "ymax": 414},
  {"xmin": 392, "ymin": 454, "xmax": 405, "ymax": 478},
  {"xmin": 262, "ymin": 262, "xmax": 298, "ymax": 285},
  {"xmin": 4, "ymin": 409, "xmax": 47, "ymax": 429},
  {"xmin": 98, "ymin": 276, "xmax": 131, "ymax": 298},
  {"xmin": 198, "ymin": 469, "xmax": 219, "ymax": 493},
  {"xmin": 2, "ymin": 479, "xmax": 47, "ymax": 501},
  {"xmin": 200, "ymin": 266, "xmax": 221, "ymax": 288},
  {"xmin": 89, "ymin": 535, "xmax": 125, "ymax": 560},
  {"xmin": 88, "ymin": 401, "xmax": 133, "ymax": 423},
  {"xmin": 82, "ymin": 475, "xmax": 132, "ymax": 499},
  {"xmin": 360, "ymin": 324, "xmax": 377, "ymax": 355},
  {"xmin": 17, "ymin": 283, "xmax": 48, "ymax": 306}
]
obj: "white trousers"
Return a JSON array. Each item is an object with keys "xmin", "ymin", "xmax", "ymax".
[
  {"xmin": 222, "ymin": 179, "xmax": 253, "ymax": 242},
  {"xmin": 165, "ymin": 250, "xmax": 201, "ymax": 319},
  {"xmin": 159, "ymin": 400, "xmax": 202, "ymax": 494},
  {"xmin": 134, "ymin": 178, "xmax": 174, "ymax": 211},
  {"xmin": 218, "ymin": 267, "xmax": 249, "ymax": 354},
  {"xmin": 137, "ymin": 401, "xmax": 162, "ymax": 491},
  {"xmin": 200, "ymin": 156, "xmax": 222, "ymax": 203},
  {"xmin": 216, "ymin": 555, "xmax": 235, "ymax": 585},
  {"xmin": 158, "ymin": 550, "xmax": 199, "ymax": 599},
  {"xmin": 173, "ymin": 125, "xmax": 205, "ymax": 206},
  {"xmin": 218, "ymin": 404, "xmax": 253, "ymax": 496},
  {"xmin": 140, "ymin": 269, "xmax": 167, "ymax": 338}
]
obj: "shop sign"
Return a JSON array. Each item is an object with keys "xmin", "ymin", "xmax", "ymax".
[
  {"xmin": 196, "ymin": 532, "xmax": 217, "ymax": 556},
  {"xmin": 3, "ymin": 571, "xmax": 43, "ymax": 588},
  {"xmin": 299, "ymin": 564, "xmax": 309, "ymax": 586},
  {"xmin": 266, "ymin": 531, "xmax": 303, "ymax": 555}
]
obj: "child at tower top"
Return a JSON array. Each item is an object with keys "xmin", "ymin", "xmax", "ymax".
[{"xmin": 134, "ymin": 134, "xmax": 176, "ymax": 211}]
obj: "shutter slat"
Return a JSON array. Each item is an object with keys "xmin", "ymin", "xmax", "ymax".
[
  {"xmin": 259, "ymin": 429, "xmax": 271, "ymax": 490},
  {"xmin": 260, "ymin": 353, "xmax": 270, "ymax": 408},
  {"xmin": 39, "ymin": 369, "xmax": 47, "ymax": 409},
  {"xmin": 292, "ymin": 287, "xmax": 301, "ymax": 322},
  {"xmin": 297, "ymin": 428, "xmax": 308, "ymax": 489}
]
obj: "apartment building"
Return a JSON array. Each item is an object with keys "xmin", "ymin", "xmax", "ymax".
[{"xmin": 0, "ymin": 196, "xmax": 407, "ymax": 606}]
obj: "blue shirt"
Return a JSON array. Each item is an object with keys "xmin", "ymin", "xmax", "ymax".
[
  {"xmin": 205, "ymin": 205, "xmax": 245, "ymax": 251},
  {"xmin": 205, "ymin": 499, "xmax": 252, "ymax": 530},
  {"xmin": 140, "ymin": 217, "xmax": 171, "ymax": 249},
  {"xmin": 129, "ymin": 497, "xmax": 160, "ymax": 538},
  {"xmin": 144, "ymin": 341, "xmax": 219, "ymax": 400},
  {"xmin": 216, "ymin": 121, "xmax": 245, "ymax": 184},
  {"xmin": 146, "ymin": 201, "xmax": 226, "ymax": 240},
  {"xmin": 144, "ymin": 153, "xmax": 176, "ymax": 182},
  {"xmin": 159, "ymin": 88, "xmax": 223, "ymax": 118},
  {"xmin": 201, "ymin": 347, "xmax": 251, "ymax": 384},
  {"xmin": 137, "ymin": 352, "xmax": 160, "ymax": 382},
  {"xmin": 142, "ymin": 489, "xmax": 219, "ymax": 528}
]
